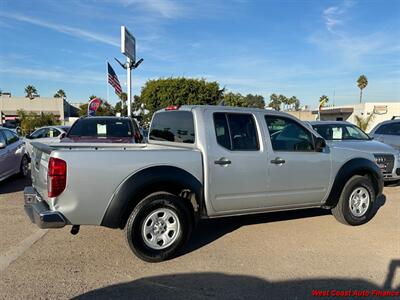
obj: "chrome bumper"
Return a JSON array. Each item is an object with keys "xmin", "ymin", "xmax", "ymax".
[{"xmin": 24, "ymin": 187, "xmax": 67, "ymax": 229}]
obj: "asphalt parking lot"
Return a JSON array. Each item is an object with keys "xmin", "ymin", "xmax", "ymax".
[{"xmin": 0, "ymin": 175, "xmax": 399, "ymax": 299}]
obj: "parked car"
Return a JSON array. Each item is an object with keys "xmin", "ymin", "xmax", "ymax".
[
  {"xmin": 25, "ymin": 126, "xmax": 70, "ymax": 157},
  {"xmin": 309, "ymin": 121, "xmax": 400, "ymax": 183},
  {"xmin": 369, "ymin": 119, "xmax": 400, "ymax": 151},
  {"xmin": 61, "ymin": 116, "xmax": 142, "ymax": 143},
  {"xmin": 0, "ymin": 127, "xmax": 29, "ymax": 181},
  {"xmin": 24, "ymin": 106, "xmax": 384, "ymax": 262},
  {"xmin": 1, "ymin": 120, "xmax": 21, "ymax": 135}
]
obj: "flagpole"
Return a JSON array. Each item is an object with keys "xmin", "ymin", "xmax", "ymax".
[{"xmin": 106, "ymin": 61, "xmax": 110, "ymax": 103}]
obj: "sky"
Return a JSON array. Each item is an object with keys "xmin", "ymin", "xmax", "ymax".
[{"xmin": 0, "ymin": 0, "xmax": 399, "ymax": 108}]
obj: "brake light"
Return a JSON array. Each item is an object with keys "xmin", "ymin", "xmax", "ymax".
[
  {"xmin": 48, "ymin": 157, "xmax": 67, "ymax": 198},
  {"xmin": 134, "ymin": 130, "xmax": 141, "ymax": 142},
  {"xmin": 165, "ymin": 105, "xmax": 180, "ymax": 111}
]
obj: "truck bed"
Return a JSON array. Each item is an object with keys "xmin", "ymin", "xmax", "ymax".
[{"xmin": 30, "ymin": 141, "xmax": 203, "ymax": 225}]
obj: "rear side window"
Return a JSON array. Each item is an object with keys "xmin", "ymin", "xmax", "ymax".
[
  {"xmin": 149, "ymin": 111, "xmax": 195, "ymax": 144},
  {"xmin": 213, "ymin": 113, "xmax": 259, "ymax": 151},
  {"xmin": 375, "ymin": 122, "xmax": 400, "ymax": 136}
]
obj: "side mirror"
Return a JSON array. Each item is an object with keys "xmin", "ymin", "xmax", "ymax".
[
  {"xmin": 60, "ymin": 132, "xmax": 66, "ymax": 139},
  {"xmin": 25, "ymin": 134, "xmax": 32, "ymax": 139},
  {"xmin": 368, "ymin": 134, "xmax": 374, "ymax": 140},
  {"xmin": 315, "ymin": 137, "xmax": 326, "ymax": 152},
  {"xmin": 0, "ymin": 142, "xmax": 6, "ymax": 149}
]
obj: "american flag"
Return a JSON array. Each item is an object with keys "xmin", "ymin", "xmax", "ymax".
[{"xmin": 107, "ymin": 62, "xmax": 122, "ymax": 96}]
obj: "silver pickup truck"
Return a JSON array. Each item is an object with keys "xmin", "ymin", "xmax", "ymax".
[{"xmin": 24, "ymin": 105, "xmax": 384, "ymax": 262}]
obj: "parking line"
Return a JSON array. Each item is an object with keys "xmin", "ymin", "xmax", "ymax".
[{"xmin": 0, "ymin": 229, "xmax": 48, "ymax": 273}]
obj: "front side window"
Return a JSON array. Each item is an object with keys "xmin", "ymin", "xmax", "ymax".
[
  {"xmin": 0, "ymin": 130, "xmax": 6, "ymax": 145},
  {"xmin": 213, "ymin": 113, "xmax": 259, "ymax": 151},
  {"xmin": 312, "ymin": 124, "xmax": 370, "ymax": 141},
  {"xmin": 31, "ymin": 128, "xmax": 48, "ymax": 139},
  {"xmin": 3, "ymin": 130, "xmax": 18, "ymax": 144},
  {"xmin": 149, "ymin": 111, "xmax": 195, "ymax": 144},
  {"xmin": 375, "ymin": 122, "xmax": 400, "ymax": 136},
  {"xmin": 265, "ymin": 116, "xmax": 314, "ymax": 151}
]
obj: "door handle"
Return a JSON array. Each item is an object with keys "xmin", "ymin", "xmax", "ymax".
[
  {"xmin": 271, "ymin": 157, "xmax": 285, "ymax": 164},
  {"xmin": 214, "ymin": 158, "xmax": 231, "ymax": 166}
]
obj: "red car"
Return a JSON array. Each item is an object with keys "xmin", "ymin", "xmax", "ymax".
[{"xmin": 61, "ymin": 116, "xmax": 142, "ymax": 144}]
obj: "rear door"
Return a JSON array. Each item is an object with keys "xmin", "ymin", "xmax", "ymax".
[
  {"xmin": 264, "ymin": 115, "xmax": 331, "ymax": 206},
  {"xmin": 206, "ymin": 111, "xmax": 268, "ymax": 213}
]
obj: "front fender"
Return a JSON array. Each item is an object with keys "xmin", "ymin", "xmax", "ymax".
[{"xmin": 325, "ymin": 158, "xmax": 383, "ymax": 207}]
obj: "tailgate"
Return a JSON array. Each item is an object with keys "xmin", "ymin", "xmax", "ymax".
[{"xmin": 30, "ymin": 142, "xmax": 52, "ymax": 203}]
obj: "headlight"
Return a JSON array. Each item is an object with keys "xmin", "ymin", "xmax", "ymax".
[{"xmin": 373, "ymin": 154, "xmax": 388, "ymax": 172}]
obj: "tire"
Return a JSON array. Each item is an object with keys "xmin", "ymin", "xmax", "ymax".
[
  {"xmin": 19, "ymin": 155, "xmax": 29, "ymax": 178},
  {"xmin": 331, "ymin": 175, "xmax": 376, "ymax": 226},
  {"xmin": 125, "ymin": 193, "xmax": 193, "ymax": 262}
]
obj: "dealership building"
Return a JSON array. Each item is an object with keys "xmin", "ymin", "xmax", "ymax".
[
  {"xmin": 0, "ymin": 93, "xmax": 65, "ymax": 122},
  {"xmin": 311, "ymin": 102, "xmax": 400, "ymax": 132},
  {"xmin": 0, "ymin": 93, "xmax": 83, "ymax": 126}
]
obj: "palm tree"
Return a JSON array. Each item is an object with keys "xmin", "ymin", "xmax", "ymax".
[
  {"xmin": 54, "ymin": 89, "xmax": 66, "ymax": 99},
  {"xmin": 25, "ymin": 85, "xmax": 37, "ymax": 99},
  {"xmin": 354, "ymin": 114, "xmax": 374, "ymax": 131},
  {"xmin": 319, "ymin": 95, "xmax": 329, "ymax": 108},
  {"xmin": 268, "ymin": 93, "xmax": 281, "ymax": 111},
  {"xmin": 357, "ymin": 75, "xmax": 368, "ymax": 103},
  {"xmin": 278, "ymin": 94, "xmax": 288, "ymax": 111}
]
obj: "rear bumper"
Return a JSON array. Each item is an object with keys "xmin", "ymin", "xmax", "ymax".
[{"xmin": 24, "ymin": 186, "xmax": 67, "ymax": 229}]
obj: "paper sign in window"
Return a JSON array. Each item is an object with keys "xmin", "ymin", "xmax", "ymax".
[
  {"xmin": 332, "ymin": 127, "xmax": 342, "ymax": 139},
  {"xmin": 97, "ymin": 124, "xmax": 107, "ymax": 135}
]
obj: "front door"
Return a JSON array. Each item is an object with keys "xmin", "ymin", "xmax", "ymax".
[
  {"xmin": 264, "ymin": 115, "xmax": 331, "ymax": 207},
  {"xmin": 206, "ymin": 111, "xmax": 268, "ymax": 213}
]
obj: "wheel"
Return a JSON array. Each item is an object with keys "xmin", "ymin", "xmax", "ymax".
[
  {"xmin": 19, "ymin": 155, "xmax": 29, "ymax": 177},
  {"xmin": 331, "ymin": 175, "xmax": 376, "ymax": 226},
  {"xmin": 125, "ymin": 193, "xmax": 193, "ymax": 262}
]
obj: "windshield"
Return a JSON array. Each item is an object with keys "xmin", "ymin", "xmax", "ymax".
[
  {"xmin": 68, "ymin": 118, "xmax": 133, "ymax": 138},
  {"xmin": 312, "ymin": 124, "xmax": 370, "ymax": 141}
]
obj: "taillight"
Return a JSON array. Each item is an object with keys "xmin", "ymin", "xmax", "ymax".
[
  {"xmin": 48, "ymin": 157, "xmax": 67, "ymax": 198},
  {"xmin": 165, "ymin": 105, "xmax": 180, "ymax": 111},
  {"xmin": 134, "ymin": 130, "xmax": 141, "ymax": 142}
]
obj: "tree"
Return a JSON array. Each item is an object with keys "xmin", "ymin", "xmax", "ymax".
[
  {"xmin": 17, "ymin": 110, "xmax": 60, "ymax": 135},
  {"xmin": 354, "ymin": 114, "xmax": 375, "ymax": 131},
  {"xmin": 319, "ymin": 95, "xmax": 329, "ymax": 108},
  {"xmin": 279, "ymin": 95, "xmax": 288, "ymax": 111},
  {"xmin": 140, "ymin": 77, "xmax": 223, "ymax": 117},
  {"xmin": 78, "ymin": 99, "xmax": 115, "ymax": 117},
  {"xmin": 288, "ymin": 96, "xmax": 301, "ymax": 111},
  {"xmin": 357, "ymin": 75, "xmax": 368, "ymax": 103},
  {"xmin": 243, "ymin": 94, "xmax": 265, "ymax": 108},
  {"xmin": 25, "ymin": 85, "xmax": 37, "ymax": 99},
  {"xmin": 54, "ymin": 89, "xmax": 66, "ymax": 99},
  {"xmin": 268, "ymin": 93, "xmax": 281, "ymax": 110},
  {"xmin": 89, "ymin": 95, "xmax": 98, "ymax": 100},
  {"xmin": 223, "ymin": 92, "xmax": 245, "ymax": 107}
]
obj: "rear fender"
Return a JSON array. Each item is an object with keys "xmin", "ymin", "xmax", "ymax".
[{"xmin": 101, "ymin": 166, "xmax": 203, "ymax": 228}]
